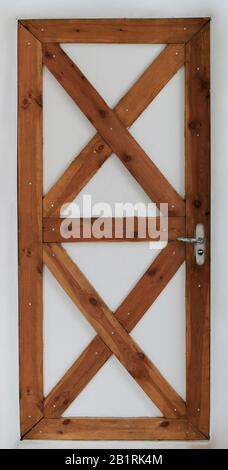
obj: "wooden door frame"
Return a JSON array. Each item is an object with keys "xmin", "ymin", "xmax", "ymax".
[{"xmin": 18, "ymin": 18, "xmax": 210, "ymax": 441}]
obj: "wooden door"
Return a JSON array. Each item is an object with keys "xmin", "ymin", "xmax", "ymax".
[{"xmin": 18, "ymin": 18, "xmax": 210, "ymax": 441}]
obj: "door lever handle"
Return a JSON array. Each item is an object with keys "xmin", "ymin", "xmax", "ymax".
[
  {"xmin": 176, "ymin": 236, "xmax": 204, "ymax": 244},
  {"xmin": 177, "ymin": 224, "xmax": 205, "ymax": 266}
]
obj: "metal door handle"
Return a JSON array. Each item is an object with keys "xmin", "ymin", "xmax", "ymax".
[{"xmin": 177, "ymin": 224, "xmax": 205, "ymax": 266}]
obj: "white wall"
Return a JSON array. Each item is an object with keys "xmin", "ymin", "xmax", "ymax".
[{"xmin": 0, "ymin": 0, "xmax": 228, "ymax": 450}]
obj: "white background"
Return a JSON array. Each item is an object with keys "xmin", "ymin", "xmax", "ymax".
[{"xmin": 0, "ymin": 0, "xmax": 228, "ymax": 450}]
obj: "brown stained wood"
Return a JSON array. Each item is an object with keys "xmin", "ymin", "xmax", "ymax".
[
  {"xmin": 185, "ymin": 23, "xmax": 210, "ymax": 437},
  {"xmin": 43, "ymin": 44, "xmax": 185, "ymax": 216},
  {"xmin": 18, "ymin": 24, "xmax": 43, "ymax": 434},
  {"xmin": 44, "ymin": 242, "xmax": 185, "ymax": 418},
  {"xmin": 20, "ymin": 18, "xmax": 209, "ymax": 44},
  {"xmin": 24, "ymin": 417, "xmax": 205, "ymax": 441},
  {"xmin": 43, "ymin": 217, "xmax": 186, "ymax": 242},
  {"xmin": 43, "ymin": 44, "xmax": 185, "ymax": 217}
]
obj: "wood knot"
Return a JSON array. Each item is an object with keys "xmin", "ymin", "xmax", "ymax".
[
  {"xmin": 22, "ymin": 97, "xmax": 29, "ymax": 109},
  {"xmin": 137, "ymin": 352, "xmax": 145, "ymax": 360},
  {"xmin": 89, "ymin": 296, "xmax": 97, "ymax": 306},
  {"xmin": 194, "ymin": 199, "xmax": 201, "ymax": 208},
  {"xmin": 188, "ymin": 120, "xmax": 201, "ymax": 132},
  {"xmin": 63, "ymin": 419, "xmax": 70, "ymax": 425},
  {"xmin": 160, "ymin": 420, "xmax": 169, "ymax": 428},
  {"xmin": 123, "ymin": 153, "xmax": 132, "ymax": 162},
  {"xmin": 75, "ymin": 28, "xmax": 80, "ymax": 32},
  {"xmin": 99, "ymin": 109, "xmax": 107, "ymax": 118},
  {"xmin": 147, "ymin": 268, "xmax": 156, "ymax": 277},
  {"xmin": 44, "ymin": 50, "xmax": 53, "ymax": 60},
  {"xmin": 23, "ymin": 248, "xmax": 32, "ymax": 257},
  {"xmin": 98, "ymin": 144, "xmax": 104, "ymax": 152}
]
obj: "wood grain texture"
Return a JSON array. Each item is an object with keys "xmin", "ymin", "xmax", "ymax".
[
  {"xmin": 24, "ymin": 417, "xmax": 205, "ymax": 441},
  {"xmin": 43, "ymin": 44, "xmax": 185, "ymax": 217},
  {"xmin": 18, "ymin": 23, "xmax": 43, "ymax": 435},
  {"xmin": 20, "ymin": 18, "xmax": 209, "ymax": 44},
  {"xmin": 43, "ymin": 217, "xmax": 186, "ymax": 242},
  {"xmin": 185, "ymin": 23, "xmax": 210, "ymax": 438},
  {"xmin": 43, "ymin": 44, "xmax": 185, "ymax": 216},
  {"xmin": 44, "ymin": 242, "xmax": 185, "ymax": 418}
]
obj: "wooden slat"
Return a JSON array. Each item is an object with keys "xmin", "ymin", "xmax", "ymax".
[
  {"xmin": 185, "ymin": 23, "xmax": 210, "ymax": 437},
  {"xmin": 44, "ymin": 242, "xmax": 185, "ymax": 418},
  {"xmin": 43, "ymin": 217, "xmax": 185, "ymax": 242},
  {"xmin": 24, "ymin": 417, "xmax": 205, "ymax": 441},
  {"xmin": 18, "ymin": 23, "xmax": 43, "ymax": 435},
  {"xmin": 20, "ymin": 18, "xmax": 209, "ymax": 44},
  {"xmin": 43, "ymin": 44, "xmax": 185, "ymax": 216},
  {"xmin": 43, "ymin": 44, "xmax": 185, "ymax": 217}
]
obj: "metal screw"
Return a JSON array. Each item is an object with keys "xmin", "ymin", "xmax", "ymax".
[
  {"xmin": 174, "ymin": 408, "xmax": 177, "ymax": 412},
  {"xmin": 198, "ymin": 284, "xmax": 201, "ymax": 288},
  {"xmin": 53, "ymin": 404, "xmax": 56, "ymax": 408},
  {"xmin": 197, "ymin": 67, "xmax": 200, "ymax": 71},
  {"xmin": 27, "ymin": 42, "xmax": 31, "ymax": 46},
  {"xmin": 28, "ymin": 302, "xmax": 32, "ymax": 306},
  {"xmin": 95, "ymin": 351, "xmax": 98, "ymax": 355},
  {"xmin": 52, "ymin": 253, "xmax": 55, "ymax": 257},
  {"xmin": 52, "ymin": 228, "xmax": 55, "ymax": 231},
  {"xmin": 111, "ymin": 331, "xmax": 115, "ymax": 335},
  {"xmin": 51, "ymin": 203, "xmax": 54, "ymax": 208},
  {"xmin": 173, "ymin": 251, "xmax": 176, "ymax": 255},
  {"xmin": 125, "ymin": 108, "xmax": 129, "ymax": 112},
  {"xmin": 184, "ymin": 27, "xmax": 187, "ymax": 31},
  {"xmin": 196, "ymin": 133, "xmax": 200, "ymax": 137},
  {"xmin": 41, "ymin": 28, "xmax": 44, "ymax": 32},
  {"xmin": 53, "ymin": 54, "xmax": 56, "ymax": 58},
  {"xmin": 110, "ymin": 127, "xmax": 113, "ymax": 131},
  {"xmin": 93, "ymin": 150, "xmax": 97, "ymax": 154},
  {"xmin": 29, "ymin": 181, "xmax": 32, "ymax": 185},
  {"xmin": 171, "ymin": 204, "xmax": 175, "ymax": 208},
  {"xmin": 127, "ymin": 312, "xmax": 131, "ymax": 316},
  {"xmin": 175, "ymin": 52, "xmax": 179, "ymax": 55},
  {"xmin": 39, "ymin": 430, "xmax": 42, "ymax": 433},
  {"xmin": 197, "ymin": 408, "xmax": 200, "ymax": 412},
  {"xmin": 28, "ymin": 415, "xmax": 32, "ymax": 418}
]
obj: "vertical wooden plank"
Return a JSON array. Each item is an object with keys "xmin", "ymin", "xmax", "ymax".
[
  {"xmin": 185, "ymin": 22, "xmax": 210, "ymax": 437},
  {"xmin": 18, "ymin": 22, "xmax": 43, "ymax": 435}
]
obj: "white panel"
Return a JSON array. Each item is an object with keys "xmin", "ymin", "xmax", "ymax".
[
  {"xmin": 130, "ymin": 67, "xmax": 185, "ymax": 197},
  {"xmin": 64, "ymin": 243, "xmax": 160, "ymax": 311},
  {"xmin": 73, "ymin": 154, "xmax": 151, "ymax": 214},
  {"xmin": 43, "ymin": 67, "xmax": 95, "ymax": 194},
  {"xmin": 62, "ymin": 43, "xmax": 165, "ymax": 107},
  {"xmin": 43, "ymin": 266, "xmax": 96, "ymax": 396},
  {"xmin": 63, "ymin": 356, "xmax": 162, "ymax": 417},
  {"xmin": 132, "ymin": 263, "xmax": 186, "ymax": 399}
]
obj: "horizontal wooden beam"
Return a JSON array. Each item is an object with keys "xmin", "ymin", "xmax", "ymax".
[
  {"xmin": 24, "ymin": 417, "xmax": 206, "ymax": 440},
  {"xmin": 20, "ymin": 18, "xmax": 210, "ymax": 44},
  {"xmin": 43, "ymin": 217, "xmax": 186, "ymax": 242}
]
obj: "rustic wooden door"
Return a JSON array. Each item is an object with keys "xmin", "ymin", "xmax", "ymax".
[{"xmin": 18, "ymin": 18, "xmax": 210, "ymax": 441}]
